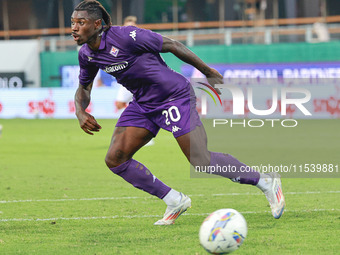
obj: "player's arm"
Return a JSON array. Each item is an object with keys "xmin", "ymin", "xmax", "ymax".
[
  {"xmin": 75, "ymin": 82, "xmax": 102, "ymax": 135},
  {"xmin": 161, "ymin": 36, "xmax": 223, "ymax": 93}
]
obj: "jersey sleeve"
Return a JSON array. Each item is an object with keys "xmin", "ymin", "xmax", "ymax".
[
  {"xmin": 78, "ymin": 49, "xmax": 99, "ymax": 87},
  {"xmin": 124, "ymin": 26, "xmax": 163, "ymax": 54}
]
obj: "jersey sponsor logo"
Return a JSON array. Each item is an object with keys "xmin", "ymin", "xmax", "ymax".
[
  {"xmin": 104, "ymin": 61, "xmax": 128, "ymax": 73},
  {"xmin": 129, "ymin": 30, "xmax": 137, "ymax": 41},
  {"xmin": 172, "ymin": 125, "xmax": 182, "ymax": 133},
  {"xmin": 110, "ymin": 46, "xmax": 120, "ymax": 57}
]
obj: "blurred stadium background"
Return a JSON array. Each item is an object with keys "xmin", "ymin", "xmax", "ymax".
[{"xmin": 0, "ymin": 0, "xmax": 339, "ymax": 119}]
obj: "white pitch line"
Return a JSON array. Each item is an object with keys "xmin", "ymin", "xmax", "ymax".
[
  {"xmin": 0, "ymin": 209, "xmax": 339, "ymax": 223},
  {"xmin": 0, "ymin": 191, "xmax": 339, "ymax": 204},
  {"xmin": 0, "ymin": 196, "xmax": 144, "ymax": 204}
]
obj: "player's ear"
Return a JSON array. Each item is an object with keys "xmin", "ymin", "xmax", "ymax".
[{"xmin": 95, "ymin": 19, "xmax": 102, "ymax": 30}]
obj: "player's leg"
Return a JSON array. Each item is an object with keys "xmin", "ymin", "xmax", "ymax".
[
  {"xmin": 107, "ymin": 100, "xmax": 188, "ymax": 224},
  {"xmin": 106, "ymin": 126, "xmax": 190, "ymax": 225},
  {"xmin": 105, "ymin": 126, "xmax": 152, "ymax": 167},
  {"xmin": 106, "ymin": 126, "xmax": 172, "ymax": 199},
  {"xmin": 176, "ymin": 124, "xmax": 260, "ymax": 184},
  {"xmin": 176, "ymin": 124, "xmax": 285, "ymax": 219}
]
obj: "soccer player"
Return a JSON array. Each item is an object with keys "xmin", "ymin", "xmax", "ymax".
[{"xmin": 72, "ymin": 0, "xmax": 285, "ymax": 225}]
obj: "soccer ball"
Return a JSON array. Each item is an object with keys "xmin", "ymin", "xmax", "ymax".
[{"xmin": 199, "ymin": 208, "xmax": 247, "ymax": 254}]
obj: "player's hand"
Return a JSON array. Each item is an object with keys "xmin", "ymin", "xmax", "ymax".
[
  {"xmin": 76, "ymin": 111, "xmax": 102, "ymax": 135},
  {"xmin": 205, "ymin": 68, "xmax": 223, "ymax": 94}
]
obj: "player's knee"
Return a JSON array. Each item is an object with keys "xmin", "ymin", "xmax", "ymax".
[
  {"xmin": 105, "ymin": 155, "xmax": 116, "ymax": 168},
  {"xmin": 190, "ymin": 151, "xmax": 210, "ymax": 168},
  {"xmin": 105, "ymin": 149, "xmax": 130, "ymax": 168},
  {"xmin": 105, "ymin": 155, "xmax": 122, "ymax": 168}
]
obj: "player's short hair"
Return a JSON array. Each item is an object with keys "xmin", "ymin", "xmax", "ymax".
[{"xmin": 74, "ymin": 0, "xmax": 112, "ymax": 31}]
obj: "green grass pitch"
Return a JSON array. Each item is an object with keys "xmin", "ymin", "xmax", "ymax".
[{"xmin": 0, "ymin": 119, "xmax": 339, "ymax": 254}]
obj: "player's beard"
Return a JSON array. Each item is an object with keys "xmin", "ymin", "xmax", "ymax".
[
  {"xmin": 75, "ymin": 37, "xmax": 83, "ymax": 45},
  {"xmin": 83, "ymin": 30, "xmax": 101, "ymax": 47}
]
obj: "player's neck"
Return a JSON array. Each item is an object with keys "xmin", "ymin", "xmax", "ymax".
[{"xmin": 87, "ymin": 34, "xmax": 102, "ymax": 51}]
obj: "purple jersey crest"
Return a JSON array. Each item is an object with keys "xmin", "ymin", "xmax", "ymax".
[{"xmin": 109, "ymin": 46, "xmax": 119, "ymax": 57}]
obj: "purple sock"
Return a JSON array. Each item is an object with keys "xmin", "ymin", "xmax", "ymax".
[
  {"xmin": 109, "ymin": 159, "xmax": 171, "ymax": 199},
  {"xmin": 209, "ymin": 152, "xmax": 260, "ymax": 185}
]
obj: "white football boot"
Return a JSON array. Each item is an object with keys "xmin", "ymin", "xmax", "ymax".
[
  {"xmin": 257, "ymin": 172, "xmax": 285, "ymax": 219},
  {"xmin": 154, "ymin": 193, "xmax": 191, "ymax": 225}
]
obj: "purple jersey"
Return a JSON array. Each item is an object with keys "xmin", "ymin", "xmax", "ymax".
[{"xmin": 78, "ymin": 26, "xmax": 190, "ymax": 106}]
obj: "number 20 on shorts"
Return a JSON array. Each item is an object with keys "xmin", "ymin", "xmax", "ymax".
[{"xmin": 162, "ymin": 106, "xmax": 181, "ymax": 126}]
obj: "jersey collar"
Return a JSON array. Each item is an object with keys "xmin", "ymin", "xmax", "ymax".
[{"xmin": 98, "ymin": 30, "xmax": 106, "ymax": 50}]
